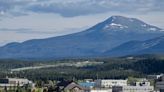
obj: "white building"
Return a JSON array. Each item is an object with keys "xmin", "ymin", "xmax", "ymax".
[
  {"xmin": 156, "ymin": 81, "xmax": 164, "ymax": 91},
  {"xmin": 147, "ymin": 74, "xmax": 163, "ymax": 80},
  {"xmin": 90, "ymin": 88, "xmax": 112, "ymax": 92},
  {"xmin": 112, "ymin": 85, "xmax": 154, "ymax": 92},
  {"xmin": 95, "ymin": 79, "xmax": 127, "ymax": 88},
  {"xmin": 135, "ymin": 78, "xmax": 151, "ymax": 86},
  {"xmin": 0, "ymin": 78, "xmax": 33, "ymax": 88},
  {"xmin": 112, "ymin": 79, "xmax": 154, "ymax": 92},
  {"xmin": 156, "ymin": 75, "xmax": 164, "ymax": 92}
]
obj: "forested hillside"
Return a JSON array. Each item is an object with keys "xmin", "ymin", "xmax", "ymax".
[{"xmin": 0, "ymin": 55, "xmax": 164, "ymax": 81}]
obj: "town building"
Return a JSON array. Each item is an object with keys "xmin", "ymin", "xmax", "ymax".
[
  {"xmin": 0, "ymin": 78, "xmax": 32, "ymax": 87},
  {"xmin": 156, "ymin": 81, "xmax": 164, "ymax": 92},
  {"xmin": 95, "ymin": 79, "xmax": 127, "ymax": 88},
  {"xmin": 54, "ymin": 80, "xmax": 88, "ymax": 92},
  {"xmin": 135, "ymin": 78, "xmax": 151, "ymax": 86},
  {"xmin": 112, "ymin": 85, "xmax": 154, "ymax": 92},
  {"xmin": 90, "ymin": 88, "xmax": 112, "ymax": 92},
  {"xmin": 64, "ymin": 82, "xmax": 87, "ymax": 92},
  {"xmin": 79, "ymin": 82, "xmax": 95, "ymax": 89},
  {"xmin": 112, "ymin": 78, "xmax": 154, "ymax": 92},
  {"xmin": 147, "ymin": 74, "xmax": 163, "ymax": 80},
  {"xmin": 156, "ymin": 75, "xmax": 164, "ymax": 92},
  {"xmin": 0, "ymin": 77, "xmax": 34, "ymax": 91}
]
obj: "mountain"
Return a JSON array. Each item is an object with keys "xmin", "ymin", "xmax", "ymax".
[
  {"xmin": 104, "ymin": 36, "xmax": 164, "ymax": 56},
  {"xmin": 0, "ymin": 16, "xmax": 163, "ymax": 59}
]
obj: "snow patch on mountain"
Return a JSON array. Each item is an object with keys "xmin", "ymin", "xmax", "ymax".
[
  {"xmin": 142, "ymin": 24, "xmax": 147, "ymax": 27},
  {"xmin": 103, "ymin": 23, "xmax": 128, "ymax": 30},
  {"xmin": 110, "ymin": 23, "xmax": 121, "ymax": 26},
  {"xmin": 149, "ymin": 28, "xmax": 158, "ymax": 31}
]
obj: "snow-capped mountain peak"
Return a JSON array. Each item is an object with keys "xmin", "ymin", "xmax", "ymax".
[{"xmin": 90, "ymin": 15, "xmax": 162, "ymax": 33}]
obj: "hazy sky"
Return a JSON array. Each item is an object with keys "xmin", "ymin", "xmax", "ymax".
[{"xmin": 0, "ymin": 0, "xmax": 164, "ymax": 46}]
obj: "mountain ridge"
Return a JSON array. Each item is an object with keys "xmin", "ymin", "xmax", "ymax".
[
  {"xmin": 0, "ymin": 15, "xmax": 164, "ymax": 59},
  {"xmin": 104, "ymin": 35, "xmax": 164, "ymax": 56}
]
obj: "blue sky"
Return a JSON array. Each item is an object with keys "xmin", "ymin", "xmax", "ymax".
[{"xmin": 0, "ymin": 0, "xmax": 164, "ymax": 46}]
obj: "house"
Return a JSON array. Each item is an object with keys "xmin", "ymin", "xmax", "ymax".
[
  {"xmin": 64, "ymin": 82, "xmax": 87, "ymax": 92},
  {"xmin": 54, "ymin": 80, "xmax": 88, "ymax": 92}
]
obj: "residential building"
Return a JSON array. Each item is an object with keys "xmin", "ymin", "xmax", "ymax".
[{"xmin": 54, "ymin": 80, "xmax": 88, "ymax": 92}]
